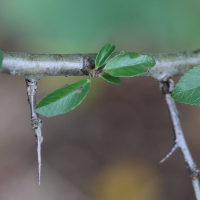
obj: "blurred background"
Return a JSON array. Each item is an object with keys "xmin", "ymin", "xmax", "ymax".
[{"xmin": 0, "ymin": 0, "xmax": 200, "ymax": 199}]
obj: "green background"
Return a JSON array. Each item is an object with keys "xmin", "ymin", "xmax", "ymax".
[{"xmin": 1, "ymin": 0, "xmax": 199, "ymax": 54}]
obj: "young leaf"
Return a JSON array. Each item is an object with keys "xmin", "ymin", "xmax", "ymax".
[
  {"xmin": 173, "ymin": 65, "xmax": 200, "ymax": 105},
  {"xmin": 35, "ymin": 79, "xmax": 91, "ymax": 117},
  {"xmin": 104, "ymin": 52, "xmax": 155, "ymax": 77},
  {"xmin": 0, "ymin": 49, "xmax": 3, "ymax": 71},
  {"xmin": 101, "ymin": 72, "xmax": 120, "ymax": 85},
  {"xmin": 95, "ymin": 44, "xmax": 115, "ymax": 69}
]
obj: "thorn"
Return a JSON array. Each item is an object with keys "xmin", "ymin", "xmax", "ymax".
[
  {"xmin": 25, "ymin": 78, "xmax": 43, "ymax": 185},
  {"xmin": 36, "ymin": 128, "xmax": 43, "ymax": 185},
  {"xmin": 38, "ymin": 145, "xmax": 41, "ymax": 185},
  {"xmin": 39, "ymin": 175, "xmax": 41, "ymax": 185},
  {"xmin": 160, "ymin": 143, "xmax": 178, "ymax": 163}
]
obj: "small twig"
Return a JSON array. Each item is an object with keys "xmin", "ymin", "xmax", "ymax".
[
  {"xmin": 160, "ymin": 78, "xmax": 200, "ymax": 200},
  {"xmin": 160, "ymin": 143, "xmax": 178, "ymax": 163},
  {"xmin": 26, "ymin": 78, "xmax": 43, "ymax": 185}
]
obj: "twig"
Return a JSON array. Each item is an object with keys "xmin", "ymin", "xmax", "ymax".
[
  {"xmin": 160, "ymin": 78, "xmax": 200, "ymax": 200},
  {"xmin": 160, "ymin": 143, "xmax": 178, "ymax": 163},
  {"xmin": 2, "ymin": 49, "xmax": 200, "ymax": 80},
  {"xmin": 26, "ymin": 78, "xmax": 43, "ymax": 185}
]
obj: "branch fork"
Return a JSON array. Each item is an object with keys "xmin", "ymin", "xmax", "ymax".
[{"xmin": 26, "ymin": 78, "xmax": 43, "ymax": 185}]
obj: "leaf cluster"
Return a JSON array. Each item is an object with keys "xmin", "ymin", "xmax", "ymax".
[{"xmin": 34, "ymin": 44, "xmax": 155, "ymax": 117}]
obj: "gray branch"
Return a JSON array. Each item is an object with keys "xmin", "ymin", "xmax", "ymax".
[
  {"xmin": 160, "ymin": 78, "xmax": 200, "ymax": 200},
  {"xmin": 2, "ymin": 49, "xmax": 200, "ymax": 80},
  {"xmin": 26, "ymin": 78, "xmax": 43, "ymax": 185}
]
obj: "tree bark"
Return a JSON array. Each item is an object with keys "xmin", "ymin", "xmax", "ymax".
[{"xmin": 2, "ymin": 49, "xmax": 200, "ymax": 80}]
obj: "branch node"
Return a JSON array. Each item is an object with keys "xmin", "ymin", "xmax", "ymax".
[
  {"xmin": 159, "ymin": 77, "xmax": 174, "ymax": 95},
  {"xmin": 81, "ymin": 55, "xmax": 95, "ymax": 75},
  {"xmin": 189, "ymin": 166, "xmax": 200, "ymax": 180},
  {"xmin": 31, "ymin": 118, "xmax": 42, "ymax": 130}
]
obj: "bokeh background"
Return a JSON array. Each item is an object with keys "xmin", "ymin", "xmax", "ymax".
[{"xmin": 0, "ymin": 0, "xmax": 200, "ymax": 199}]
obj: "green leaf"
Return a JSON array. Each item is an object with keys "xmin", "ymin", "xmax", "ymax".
[
  {"xmin": 35, "ymin": 79, "xmax": 91, "ymax": 117},
  {"xmin": 173, "ymin": 65, "xmax": 200, "ymax": 105},
  {"xmin": 101, "ymin": 72, "xmax": 120, "ymax": 85},
  {"xmin": 95, "ymin": 44, "xmax": 115, "ymax": 69},
  {"xmin": 0, "ymin": 49, "xmax": 3, "ymax": 71},
  {"xmin": 104, "ymin": 52, "xmax": 155, "ymax": 77}
]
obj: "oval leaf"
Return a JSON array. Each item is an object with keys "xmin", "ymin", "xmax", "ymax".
[
  {"xmin": 101, "ymin": 72, "xmax": 120, "ymax": 85},
  {"xmin": 0, "ymin": 49, "xmax": 3, "ymax": 71},
  {"xmin": 35, "ymin": 79, "xmax": 91, "ymax": 117},
  {"xmin": 104, "ymin": 52, "xmax": 155, "ymax": 77},
  {"xmin": 173, "ymin": 65, "xmax": 200, "ymax": 105},
  {"xmin": 95, "ymin": 44, "xmax": 115, "ymax": 69}
]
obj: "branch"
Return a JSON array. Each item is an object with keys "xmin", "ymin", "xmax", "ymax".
[
  {"xmin": 2, "ymin": 49, "xmax": 200, "ymax": 80},
  {"xmin": 160, "ymin": 78, "xmax": 200, "ymax": 200},
  {"xmin": 26, "ymin": 78, "xmax": 43, "ymax": 185},
  {"xmin": 3, "ymin": 48, "xmax": 200, "ymax": 190}
]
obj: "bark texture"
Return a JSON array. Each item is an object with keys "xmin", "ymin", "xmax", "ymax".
[{"xmin": 2, "ymin": 49, "xmax": 200, "ymax": 80}]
